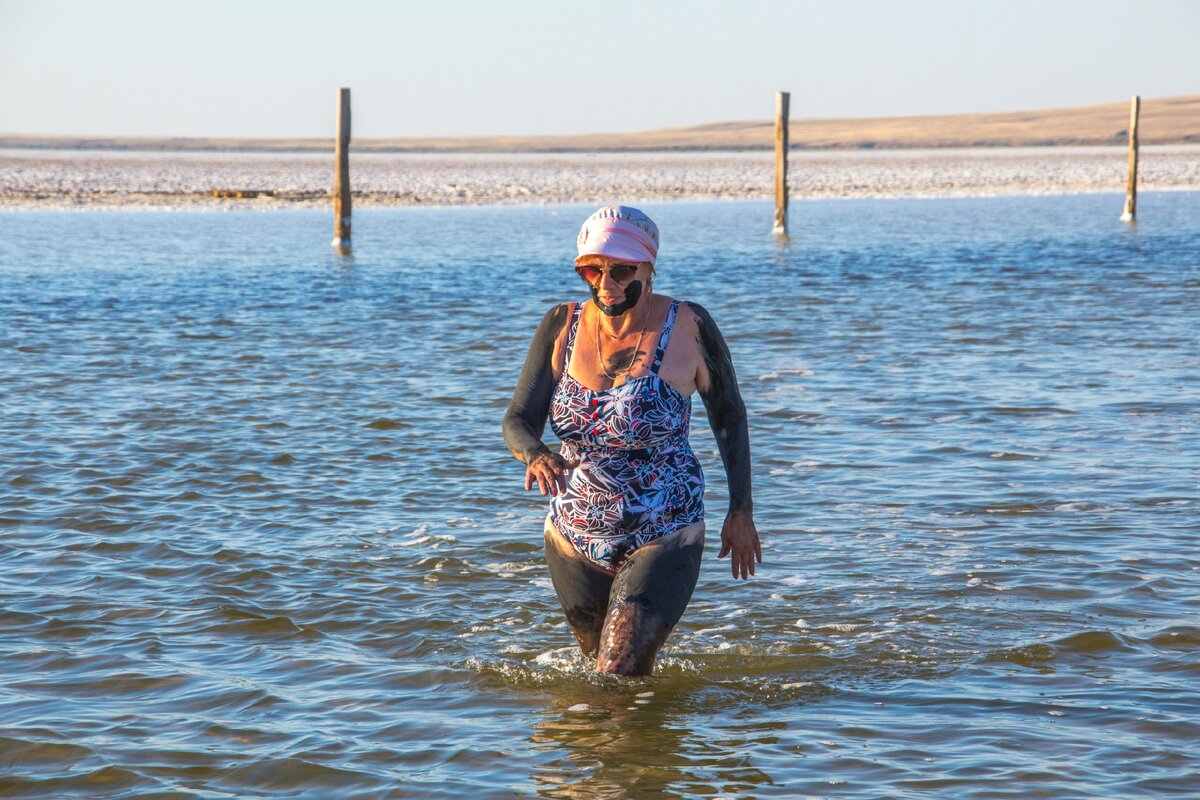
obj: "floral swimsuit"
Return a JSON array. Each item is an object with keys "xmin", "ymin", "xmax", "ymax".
[{"xmin": 549, "ymin": 300, "xmax": 705, "ymax": 571}]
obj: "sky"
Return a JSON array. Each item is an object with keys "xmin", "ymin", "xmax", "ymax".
[{"xmin": 1, "ymin": 0, "xmax": 1197, "ymax": 138}]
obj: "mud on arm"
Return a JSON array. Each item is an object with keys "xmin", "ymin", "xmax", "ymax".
[
  {"xmin": 686, "ymin": 302, "xmax": 753, "ymax": 513},
  {"xmin": 502, "ymin": 304, "xmax": 569, "ymax": 465}
]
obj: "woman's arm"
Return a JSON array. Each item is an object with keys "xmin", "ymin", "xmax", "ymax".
[
  {"xmin": 502, "ymin": 304, "xmax": 578, "ymax": 495},
  {"xmin": 685, "ymin": 302, "xmax": 761, "ymax": 579}
]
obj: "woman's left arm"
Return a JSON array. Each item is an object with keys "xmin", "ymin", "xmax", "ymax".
[{"xmin": 685, "ymin": 302, "xmax": 761, "ymax": 580}]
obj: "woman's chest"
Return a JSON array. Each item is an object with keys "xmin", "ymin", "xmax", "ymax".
[
  {"xmin": 552, "ymin": 375, "xmax": 691, "ymax": 444},
  {"xmin": 565, "ymin": 323, "xmax": 699, "ymax": 398}
]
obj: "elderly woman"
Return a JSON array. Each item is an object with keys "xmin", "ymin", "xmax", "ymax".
[{"xmin": 503, "ymin": 205, "xmax": 759, "ymax": 676}]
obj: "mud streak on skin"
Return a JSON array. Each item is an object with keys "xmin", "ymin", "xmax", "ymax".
[
  {"xmin": 604, "ymin": 347, "xmax": 645, "ymax": 377},
  {"xmin": 595, "ymin": 534, "xmax": 704, "ymax": 676},
  {"xmin": 590, "ymin": 280, "xmax": 643, "ymax": 317},
  {"xmin": 685, "ymin": 301, "xmax": 753, "ymax": 512},
  {"xmin": 503, "ymin": 303, "xmax": 569, "ymax": 464}
]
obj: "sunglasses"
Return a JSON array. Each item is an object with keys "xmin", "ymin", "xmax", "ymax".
[{"xmin": 575, "ymin": 262, "xmax": 640, "ymax": 286}]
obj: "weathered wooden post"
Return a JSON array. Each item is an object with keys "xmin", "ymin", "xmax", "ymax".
[
  {"xmin": 332, "ymin": 87, "xmax": 352, "ymax": 251},
  {"xmin": 773, "ymin": 90, "xmax": 790, "ymax": 236},
  {"xmin": 1120, "ymin": 95, "xmax": 1140, "ymax": 223}
]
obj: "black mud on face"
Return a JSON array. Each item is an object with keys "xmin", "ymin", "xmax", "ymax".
[{"xmin": 591, "ymin": 280, "xmax": 643, "ymax": 317}]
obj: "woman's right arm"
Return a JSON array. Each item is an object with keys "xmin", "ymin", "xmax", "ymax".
[
  {"xmin": 503, "ymin": 305, "xmax": 579, "ymax": 495},
  {"xmin": 503, "ymin": 304, "xmax": 568, "ymax": 464}
]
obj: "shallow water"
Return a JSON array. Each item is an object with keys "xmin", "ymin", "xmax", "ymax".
[{"xmin": 1, "ymin": 194, "xmax": 1198, "ymax": 798}]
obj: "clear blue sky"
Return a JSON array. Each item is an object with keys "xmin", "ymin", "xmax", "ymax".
[{"xmin": 1, "ymin": 0, "xmax": 1196, "ymax": 138}]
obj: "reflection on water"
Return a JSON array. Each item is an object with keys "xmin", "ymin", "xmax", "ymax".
[
  {"xmin": 532, "ymin": 687, "xmax": 705, "ymax": 800},
  {"xmin": 527, "ymin": 666, "xmax": 831, "ymax": 799},
  {"xmin": 1, "ymin": 193, "xmax": 1198, "ymax": 798}
]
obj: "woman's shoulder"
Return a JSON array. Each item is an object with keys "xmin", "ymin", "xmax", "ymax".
[
  {"xmin": 676, "ymin": 299, "xmax": 712, "ymax": 316},
  {"xmin": 545, "ymin": 300, "xmax": 577, "ymax": 315},
  {"xmin": 535, "ymin": 301, "xmax": 578, "ymax": 331},
  {"xmin": 677, "ymin": 300, "xmax": 726, "ymax": 334},
  {"xmin": 667, "ymin": 298, "xmax": 710, "ymax": 331},
  {"xmin": 667, "ymin": 301, "xmax": 730, "ymax": 355}
]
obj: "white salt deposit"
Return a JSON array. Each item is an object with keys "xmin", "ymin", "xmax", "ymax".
[{"xmin": 2, "ymin": 146, "xmax": 1197, "ymax": 209}]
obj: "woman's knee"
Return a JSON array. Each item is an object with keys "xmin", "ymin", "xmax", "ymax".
[
  {"xmin": 595, "ymin": 530, "xmax": 705, "ymax": 675},
  {"xmin": 596, "ymin": 597, "xmax": 669, "ymax": 675},
  {"xmin": 543, "ymin": 522, "xmax": 613, "ymax": 654},
  {"xmin": 611, "ymin": 532, "xmax": 703, "ymax": 630}
]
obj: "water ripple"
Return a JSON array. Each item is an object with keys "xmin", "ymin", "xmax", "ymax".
[{"xmin": 1, "ymin": 195, "xmax": 1198, "ymax": 797}]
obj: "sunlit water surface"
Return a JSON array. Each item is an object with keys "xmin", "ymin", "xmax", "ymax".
[{"xmin": 1, "ymin": 194, "xmax": 1198, "ymax": 798}]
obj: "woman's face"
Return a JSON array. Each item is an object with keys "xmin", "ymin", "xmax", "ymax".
[{"xmin": 576, "ymin": 255, "xmax": 652, "ymax": 317}]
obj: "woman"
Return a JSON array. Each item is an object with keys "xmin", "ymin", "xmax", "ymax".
[{"xmin": 503, "ymin": 205, "xmax": 759, "ymax": 676}]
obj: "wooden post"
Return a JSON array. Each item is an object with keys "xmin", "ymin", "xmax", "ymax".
[
  {"xmin": 332, "ymin": 87, "xmax": 352, "ymax": 251},
  {"xmin": 1120, "ymin": 95, "xmax": 1140, "ymax": 223},
  {"xmin": 773, "ymin": 91, "xmax": 790, "ymax": 236}
]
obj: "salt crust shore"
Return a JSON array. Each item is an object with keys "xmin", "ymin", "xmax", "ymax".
[{"xmin": 2, "ymin": 146, "xmax": 1198, "ymax": 210}]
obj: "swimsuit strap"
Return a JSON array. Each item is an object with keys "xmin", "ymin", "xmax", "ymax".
[
  {"xmin": 650, "ymin": 300, "xmax": 681, "ymax": 374},
  {"xmin": 562, "ymin": 302, "xmax": 583, "ymax": 369}
]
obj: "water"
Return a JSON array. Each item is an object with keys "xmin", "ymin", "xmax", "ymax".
[{"xmin": 1, "ymin": 194, "xmax": 1198, "ymax": 798}]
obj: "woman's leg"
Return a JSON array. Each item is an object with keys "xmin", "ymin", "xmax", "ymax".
[
  {"xmin": 596, "ymin": 522, "xmax": 705, "ymax": 676},
  {"xmin": 543, "ymin": 517, "xmax": 615, "ymax": 657}
]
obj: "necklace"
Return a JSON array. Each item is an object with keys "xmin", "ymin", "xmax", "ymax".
[{"xmin": 595, "ymin": 296, "xmax": 650, "ymax": 381}]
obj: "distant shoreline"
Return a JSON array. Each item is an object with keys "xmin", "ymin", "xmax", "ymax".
[
  {"xmin": 2, "ymin": 95, "xmax": 1198, "ymax": 154},
  {"xmin": 3, "ymin": 146, "xmax": 1198, "ymax": 210}
]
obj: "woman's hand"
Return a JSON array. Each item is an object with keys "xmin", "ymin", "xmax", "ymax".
[
  {"xmin": 718, "ymin": 510, "xmax": 761, "ymax": 580},
  {"xmin": 524, "ymin": 451, "xmax": 581, "ymax": 497}
]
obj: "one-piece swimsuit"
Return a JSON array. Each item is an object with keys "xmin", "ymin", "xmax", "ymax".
[{"xmin": 549, "ymin": 300, "xmax": 705, "ymax": 571}]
